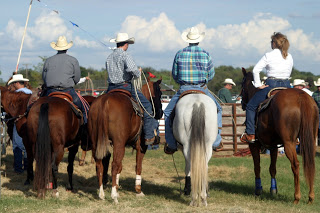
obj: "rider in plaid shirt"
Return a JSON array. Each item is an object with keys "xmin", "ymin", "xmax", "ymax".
[{"xmin": 164, "ymin": 27, "xmax": 222, "ymax": 154}]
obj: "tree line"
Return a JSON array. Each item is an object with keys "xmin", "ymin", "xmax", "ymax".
[{"xmin": 1, "ymin": 56, "xmax": 319, "ymax": 95}]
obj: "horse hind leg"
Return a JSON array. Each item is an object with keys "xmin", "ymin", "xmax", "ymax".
[
  {"xmin": 269, "ymin": 147, "xmax": 278, "ymax": 196},
  {"xmin": 249, "ymin": 143, "xmax": 263, "ymax": 196},
  {"xmin": 95, "ymin": 159, "xmax": 105, "ymax": 200}
]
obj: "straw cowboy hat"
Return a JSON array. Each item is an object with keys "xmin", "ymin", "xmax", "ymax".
[
  {"xmin": 8, "ymin": 74, "xmax": 29, "ymax": 85},
  {"xmin": 50, "ymin": 36, "xmax": 73, "ymax": 51},
  {"xmin": 181, "ymin": 27, "xmax": 205, "ymax": 43},
  {"xmin": 314, "ymin": 78, "xmax": 320, "ymax": 87},
  {"xmin": 292, "ymin": 79, "xmax": 306, "ymax": 86},
  {"xmin": 222, "ymin": 78, "xmax": 236, "ymax": 86},
  {"xmin": 110, "ymin": 33, "xmax": 135, "ymax": 44}
]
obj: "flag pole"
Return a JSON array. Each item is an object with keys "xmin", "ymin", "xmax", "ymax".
[{"xmin": 15, "ymin": 0, "xmax": 33, "ymax": 74}]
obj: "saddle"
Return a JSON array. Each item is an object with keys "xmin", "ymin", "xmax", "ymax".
[
  {"xmin": 48, "ymin": 92, "xmax": 83, "ymax": 120},
  {"xmin": 169, "ymin": 90, "xmax": 206, "ymax": 128},
  {"xmin": 108, "ymin": 89, "xmax": 143, "ymax": 117}
]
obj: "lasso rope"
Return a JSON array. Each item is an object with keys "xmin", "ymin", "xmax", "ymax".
[{"xmin": 132, "ymin": 69, "xmax": 156, "ymax": 118}]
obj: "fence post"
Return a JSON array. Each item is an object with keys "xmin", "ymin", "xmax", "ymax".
[{"xmin": 232, "ymin": 103, "xmax": 238, "ymax": 153}]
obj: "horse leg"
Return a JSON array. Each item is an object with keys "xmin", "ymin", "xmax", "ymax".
[
  {"xmin": 51, "ymin": 146, "xmax": 64, "ymax": 198},
  {"xmin": 24, "ymin": 143, "xmax": 34, "ymax": 185},
  {"xmin": 95, "ymin": 158, "xmax": 105, "ymax": 200},
  {"xmin": 67, "ymin": 144, "xmax": 79, "ymax": 191},
  {"xmin": 269, "ymin": 147, "xmax": 278, "ymax": 195},
  {"xmin": 284, "ymin": 143, "xmax": 301, "ymax": 204},
  {"xmin": 102, "ymin": 153, "xmax": 111, "ymax": 186},
  {"xmin": 111, "ymin": 145, "xmax": 125, "ymax": 203},
  {"xmin": 79, "ymin": 150, "xmax": 86, "ymax": 166},
  {"xmin": 249, "ymin": 143, "xmax": 263, "ymax": 196},
  {"xmin": 135, "ymin": 143, "xmax": 146, "ymax": 197}
]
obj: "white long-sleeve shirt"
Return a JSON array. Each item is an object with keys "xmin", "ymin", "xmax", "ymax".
[{"xmin": 252, "ymin": 49, "xmax": 293, "ymax": 88}]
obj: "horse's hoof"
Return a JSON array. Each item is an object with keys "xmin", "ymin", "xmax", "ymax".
[
  {"xmin": 293, "ymin": 199, "xmax": 299, "ymax": 204},
  {"xmin": 255, "ymin": 188, "xmax": 262, "ymax": 196},
  {"xmin": 136, "ymin": 192, "xmax": 145, "ymax": 197},
  {"xmin": 113, "ymin": 198, "xmax": 119, "ymax": 204},
  {"xmin": 308, "ymin": 198, "xmax": 314, "ymax": 204},
  {"xmin": 270, "ymin": 188, "xmax": 277, "ymax": 196},
  {"xmin": 24, "ymin": 179, "xmax": 31, "ymax": 185}
]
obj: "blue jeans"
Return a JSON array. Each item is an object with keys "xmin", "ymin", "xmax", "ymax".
[
  {"xmin": 44, "ymin": 87, "xmax": 87, "ymax": 123},
  {"xmin": 13, "ymin": 124, "xmax": 27, "ymax": 173},
  {"xmin": 245, "ymin": 79, "xmax": 291, "ymax": 134},
  {"xmin": 164, "ymin": 84, "xmax": 222, "ymax": 150},
  {"xmin": 107, "ymin": 83, "xmax": 158, "ymax": 140}
]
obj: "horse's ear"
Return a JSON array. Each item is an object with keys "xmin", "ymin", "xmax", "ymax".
[
  {"xmin": 147, "ymin": 76, "xmax": 150, "ymax": 82},
  {"xmin": 157, "ymin": 76, "xmax": 162, "ymax": 84},
  {"xmin": 242, "ymin": 67, "xmax": 247, "ymax": 76}
]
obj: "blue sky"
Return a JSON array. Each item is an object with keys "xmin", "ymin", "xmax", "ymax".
[{"xmin": 1, "ymin": 0, "xmax": 320, "ymax": 81}]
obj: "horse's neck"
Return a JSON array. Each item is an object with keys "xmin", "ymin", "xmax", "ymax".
[{"xmin": 3, "ymin": 91, "xmax": 30, "ymax": 117}]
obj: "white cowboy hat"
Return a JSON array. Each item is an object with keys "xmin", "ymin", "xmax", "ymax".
[
  {"xmin": 8, "ymin": 74, "xmax": 29, "ymax": 85},
  {"xmin": 50, "ymin": 36, "xmax": 73, "ymax": 51},
  {"xmin": 181, "ymin": 27, "xmax": 205, "ymax": 43},
  {"xmin": 222, "ymin": 78, "xmax": 236, "ymax": 86},
  {"xmin": 314, "ymin": 78, "xmax": 320, "ymax": 87},
  {"xmin": 292, "ymin": 79, "xmax": 306, "ymax": 86},
  {"xmin": 110, "ymin": 33, "xmax": 135, "ymax": 44}
]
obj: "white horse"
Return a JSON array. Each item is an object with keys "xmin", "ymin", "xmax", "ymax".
[{"xmin": 173, "ymin": 93, "xmax": 218, "ymax": 206}]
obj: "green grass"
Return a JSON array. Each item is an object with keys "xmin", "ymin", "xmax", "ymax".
[{"xmin": 1, "ymin": 146, "xmax": 320, "ymax": 212}]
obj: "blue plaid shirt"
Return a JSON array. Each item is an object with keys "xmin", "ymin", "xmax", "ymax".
[
  {"xmin": 172, "ymin": 44, "xmax": 214, "ymax": 84},
  {"xmin": 106, "ymin": 48, "xmax": 140, "ymax": 84}
]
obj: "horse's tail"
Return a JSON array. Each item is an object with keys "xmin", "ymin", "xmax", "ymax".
[
  {"xmin": 34, "ymin": 103, "xmax": 52, "ymax": 194},
  {"xmin": 299, "ymin": 95, "xmax": 316, "ymax": 188},
  {"xmin": 190, "ymin": 102, "xmax": 208, "ymax": 203},
  {"xmin": 95, "ymin": 100, "xmax": 110, "ymax": 159}
]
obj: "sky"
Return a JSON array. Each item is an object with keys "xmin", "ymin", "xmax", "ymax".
[{"xmin": 1, "ymin": 0, "xmax": 320, "ymax": 82}]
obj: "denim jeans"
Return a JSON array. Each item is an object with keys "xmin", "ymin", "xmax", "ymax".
[
  {"xmin": 164, "ymin": 84, "xmax": 222, "ymax": 150},
  {"xmin": 107, "ymin": 83, "xmax": 158, "ymax": 140},
  {"xmin": 13, "ymin": 124, "xmax": 27, "ymax": 173},
  {"xmin": 245, "ymin": 79, "xmax": 291, "ymax": 134},
  {"xmin": 44, "ymin": 87, "xmax": 87, "ymax": 123}
]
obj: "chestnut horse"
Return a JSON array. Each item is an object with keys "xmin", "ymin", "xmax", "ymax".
[
  {"xmin": 27, "ymin": 95, "xmax": 84, "ymax": 198},
  {"xmin": 241, "ymin": 68, "xmax": 318, "ymax": 204},
  {"xmin": 88, "ymin": 79, "xmax": 162, "ymax": 203},
  {"xmin": 0, "ymin": 86, "xmax": 37, "ymax": 185}
]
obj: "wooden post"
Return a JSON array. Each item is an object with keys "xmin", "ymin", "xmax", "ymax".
[{"xmin": 232, "ymin": 103, "xmax": 238, "ymax": 153}]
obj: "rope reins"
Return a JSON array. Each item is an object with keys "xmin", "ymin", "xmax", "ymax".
[{"xmin": 132, "ymin": 70, "xmax": 156, "ymax": 118}]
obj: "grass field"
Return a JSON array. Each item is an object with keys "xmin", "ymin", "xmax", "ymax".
[{"xmin": 1, "ymin": 145, "xmax": 320, "ymax": 213}]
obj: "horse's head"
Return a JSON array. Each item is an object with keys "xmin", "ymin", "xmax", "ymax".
[
  {"xmin": 240, "ymin": 68, "xmax": 258, "ymax": 110},
  {"xmin": 142, "ymin": 77, "xmax": 163, "ymax": 120}
]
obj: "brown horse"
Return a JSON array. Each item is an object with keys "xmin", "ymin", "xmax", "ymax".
[
  {"xmin": 0, "ymin": 86, "xmax": 37, "ymax": 185},
  {"xmin": 240, "ymin": 68, "xmax": 318, "ymax": 204},
  {"xmin": 26, "ymin": 95, "xmax": 84, "ymax": 198},
  {"xmin": 88, "ymin": 78, "xmax": 162, "ymax": 203}
]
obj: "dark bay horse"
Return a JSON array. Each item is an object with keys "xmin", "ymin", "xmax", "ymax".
[
  {"xmin": 0, "ymin": 86, "xmax": 37, "ymax": 185},
  {"xmin": 88, "ymin": 78, "xmax": 162, "ymax": 203},
  {"xmin": 26, "ymin": 95, "xmax": 84, "ymax": 198},
  {"xmin": 241, "ymin": 68, "xmax": 318, "ymax": 204}
]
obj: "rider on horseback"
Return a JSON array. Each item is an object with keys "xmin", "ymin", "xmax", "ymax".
[
  {"xmin": 106, "ymin": 33, "xmax": 159, "ymax": 145},
  {"xmin": 164, "ymin": 27, "xmax": 222, "ymax": 154},
  {"xmin": 41, "ymin": 35, "xmax": 88, "ymax": 124},
  {"xmin": 240, "ymin": 32, "xmax": 293, "ymax": 144}
]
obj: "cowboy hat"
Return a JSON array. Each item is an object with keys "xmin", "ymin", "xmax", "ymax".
[
  {"xmin": 222, "ymin": 78, "xmax": 236, "ymax": 86},
  {"xmin": 314, "ymin": 78, "xmax": 320, "ymax": 87},
  {"xmin": 8, "ymin": 74, "xmax": 29, "ymax": 85},
  {"xmin": 181, "ymin": 27, "xmax": 205, "ymax": 43},
  {"xmin": 292, "ymin": 79, "xmax": 306, "ymax": 86},
  {"xmin": 50, "ymin": 36, "xmax": 73, "ymax": 51},
  {"xmin": 110, "ymin": 33, "xmax": 135, "ymax": 44}
]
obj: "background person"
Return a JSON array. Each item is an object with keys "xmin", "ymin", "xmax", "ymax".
[
  {"xmin": 7, "ymin": 74, "xmax": 32, "ymax": 173},
  {"xmin": 164, "ymin": 27, "xmax": 222, "ymax": 154},
  {"xmin": 218, "ymin": 78, "xmax": 239, "ymax": 103},
  {"xmin": 240, "ymin": 32, "xmax": 293, "ymax": 144},
  {"xmin": 312, "ymin": 78, "xmax": 320, "ymax": 146}
]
